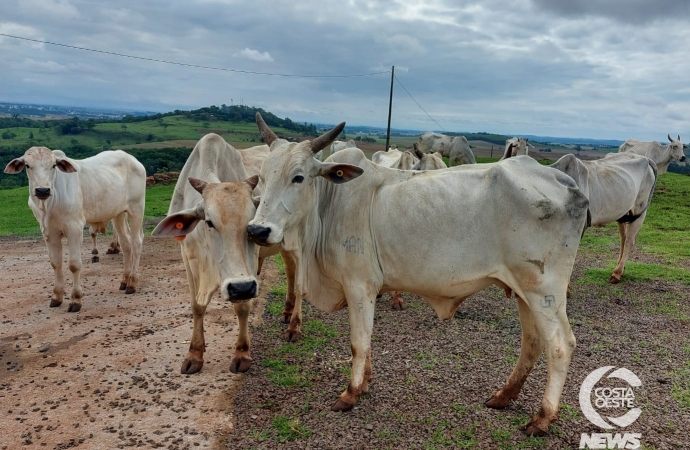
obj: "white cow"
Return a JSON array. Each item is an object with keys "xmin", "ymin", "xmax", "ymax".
[
  {"xmin": 371, "ymin": 147, "xmax": 418, "ymax": 170},
  {"xmin": 417, "ymin": 131, "xmax": 476, "ymax": 166},
  {"xmin": 618, "ymin": 134, "xmax": 687, "ymax": 175},
  {"xmin": 4, "ymin": 147, "xmax": 146, "ymax": 311},
  {"xmin": 152, "ymin": 134, "xmax": 299, "ymax": 375},
  {"xmin": 247, "ymin": 114, "xmax": 589, "ymax": 436},
  {"xmin": 315, "ymin": 139, "xmax": 357, "ymax": 161},
  {"xmin": 549, "ymin": 152, "xmax": 657, "ymax": 283},
  {"xmin": 501, "ymin": 137, "xmax": 533, "ymax": 160},
  {"xmin": 411, "ymin": 144, "xmax": 447, "ymax": 171}
]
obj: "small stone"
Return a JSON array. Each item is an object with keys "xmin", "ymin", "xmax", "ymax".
[{"xmin": 39, "ymin": 343, "xmax": 51, "ymax": 353}]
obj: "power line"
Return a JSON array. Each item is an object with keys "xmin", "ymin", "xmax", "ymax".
[
  {"xmin": 394, "ymin": 75, "xmax": 447, "ymax": 132},
  {"xmin": 0, "ymin": 33, "xmax": 390, "ymax": 78}
]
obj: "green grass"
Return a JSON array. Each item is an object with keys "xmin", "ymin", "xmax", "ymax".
[
  {"xmin": 0, "ymin": 183, "xmax": 175, "ymax": 236},
  {"xmin": 270, "ymin": 415, "xmax": 312, "ymax": 442},
  {"xmin": 579, "ymin": 262, "xmax": 690, "ymax": 285},
  {"xmin": 671, "ymin": 362, "xmax": 690, "ymax": 409}
]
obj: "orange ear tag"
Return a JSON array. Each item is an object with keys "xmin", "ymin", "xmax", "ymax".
[
  {"xmin": 175, "ymin": 222, "xmax": 184, "ymax": 229},
  {"xmin": 336, "ymin": 170, "xmax": 344, "ymax": 177},
  {"xmin": 174, "ymin": 235, "xmax": 186, "ymax": 241}
]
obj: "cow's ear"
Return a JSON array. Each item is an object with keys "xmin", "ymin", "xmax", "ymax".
[
  {"xmin": 56, "ymin": 158, "xmax": 77, "ymax": 173},
  {"xmin": 151, "ymin": 205, "xmax": 204, "ymax": 239},
  {"xmin": 4, "ymin": 158, "xmax": 25, "ymax": 174},
  {"xmin": 188, "ymin": 177, "xmax": 207, "ymax": 194},
  {"xmin": 318, "ymin": 162, "xmax": 364, "ymax": 184},
  {"xmin": 245, "ymin": 175, "xmax": 259, "ymax": 190}
]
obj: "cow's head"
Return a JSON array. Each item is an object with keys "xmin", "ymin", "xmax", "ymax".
[
  {"xmin": 247, "ymin": 113, "xmax": 363, "ymax": 246},
  {"xmin": 152, "ymin": 176, "xmax": 262, "ymax": 303},
  {"xmin": 668, "ymin": 134, "xmax": 688, "ymax": 162},
  {"xmin": 4, "ymin": 147, "xmax": 77, "ymax": 200},
  {"xmin": 411, "ymin": 143, "xmax": 447, "ymax": 170}
]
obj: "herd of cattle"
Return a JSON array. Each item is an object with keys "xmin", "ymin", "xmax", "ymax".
[{"xmin": 3, "ymin": 117, "xmax": 688, "ymax": 437}]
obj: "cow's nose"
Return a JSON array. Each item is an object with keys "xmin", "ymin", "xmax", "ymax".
[
  {"xmin": 35, "ymin": 187, "xmax": 51, "ymax": 198},
  {"xmin": 680, "ymin": 155, "xmax": 687, "ymax": 162},
  {"xmin": 247, "ymin": 224, "xmax": 271, "ymax": 245},
  {"xmin": 227, "ymin": 280, "xmax": 257, "ymax": 302}
]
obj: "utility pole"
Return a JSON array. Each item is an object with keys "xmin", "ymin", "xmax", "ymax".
[{"xmin": 385, "ymin": 66, "xmax": 394, "ymax": 152}]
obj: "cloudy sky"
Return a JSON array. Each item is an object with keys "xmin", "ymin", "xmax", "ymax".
[{"xmin": 1, "ymin": 0, "xmax": 690, "ymax": 140}]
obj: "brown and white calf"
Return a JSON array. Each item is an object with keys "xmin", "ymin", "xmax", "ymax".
[
  {"xmin": 4, "ymin": 147, "xmax": 146, "ymax": 311},
  {"xmin": 152, "ymin": 134, "xmax": 298, "ymax": 374}
]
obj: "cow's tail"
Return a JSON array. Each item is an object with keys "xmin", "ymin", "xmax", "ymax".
[{"xmin": 616, "ymin": 157, "xmax": 658, "ymax": 224}]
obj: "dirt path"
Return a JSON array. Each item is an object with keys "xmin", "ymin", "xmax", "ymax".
[{"xmin": 0, "ymin": 236, "xmax": 278, "ymax": 450}]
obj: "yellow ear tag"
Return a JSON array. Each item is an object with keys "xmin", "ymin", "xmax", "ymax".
[
  {"xmin": 175, "ymin": 222, "xmax": 184, "ymax": 229},
  {"xmin": 336, "ymin": 170, "xmax": 344, "ymax": 177}
]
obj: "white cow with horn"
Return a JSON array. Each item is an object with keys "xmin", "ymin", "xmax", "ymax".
[
  {"xmin": 501, "ymin": 137, "xmax": 533, "ymax": 160},
  {"xmin": 4, "ymin": 147, "xmax": 145, "ymax": 312},
  {"xmin": 247, "ymin": 113, "xmax": 589, "ymax": 436},
  {"xmin": 618, "ymin": 134, "xmax": 687, "ymax": 175}
]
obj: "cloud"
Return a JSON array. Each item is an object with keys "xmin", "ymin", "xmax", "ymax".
[{"xmin": 234, "ymin": 48, "xmax": 274, "ymax": 62}]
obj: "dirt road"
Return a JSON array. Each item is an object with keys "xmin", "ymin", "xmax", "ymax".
[{"xmin": 0, "ymin": 236, "xmax": 276, "ymax": 449}]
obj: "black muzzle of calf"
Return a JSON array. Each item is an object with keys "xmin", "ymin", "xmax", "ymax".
[{"xmin": 227, "ymin": 280, "xmax": 257, "ymax": 302}]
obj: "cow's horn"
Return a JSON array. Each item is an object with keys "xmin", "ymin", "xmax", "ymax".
[
  {"xmin": 256, "ymin": 113, "xmax": 278, "ymax": 146},
  {"xmin": 668, "ymin": 133, "xmax": 673, "ymax": 143},
  {"xmin": 678, "ymin": 135, "xmax": 681, "ymax": 141},
  {"xmin": 413, "ymin": 143, "xmax": 424, "ymax": 159},
  {"xmin": 311, "ymin": 122, "xmax": 346, "ymax": 154}
]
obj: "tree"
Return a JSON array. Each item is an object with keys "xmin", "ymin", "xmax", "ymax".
[
  {"xmin": 121, "ymin": 124, "xmax": 127, "ymax": 131},
  {"xmin": 29, "ymin": 132, "xmax": 34, "ymax": 140}
]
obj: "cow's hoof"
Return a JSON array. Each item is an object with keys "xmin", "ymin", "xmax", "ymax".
[
  {"xmin": 49, "ymin": 299, "xmax": 62, "ymax": 308},
  {"xmin": 280, "ymin": 312, "xmax": 292, "ymax": 324},
  {"xmin": 229, "ymin": 356, "xmax": 253, "ymax": 374},
  {"xmin": 91, "ymin": 249, "xmax": 98, "ymax": 255},
  {"xmin": 285, "ymin": 329, "xmax": 302, "ymax": 342},
  {"xmin": 91, "ymin": 256, "xmax": 99, "ymax": 263},
  {"xmin": 391, "ymin": 301, "xmax": 404, "ymax": 311},
  {"xmin": 522, "ymin": 422, "xmax": 548, "ymax": 437},
  {"xmin": 106, "ymin": 248, "xmax": 120, "ymax": 254},
  {"xmin": 119, "ymin": 282, "xmax": 127, "ymax": 291},
  {"xmin": 125, "ymin": 286, "xmax": 136, "ymax": 295},
  {"xmin": 609, "ymin": 275, "xmax": 621, "ymax": 284},
  {"xmin": 331, "ymin": 399, "xmax": 354, "ymax": 412},
  {"xmin": 484, "ymin": 393, "xmax": 510, "ymax": 409},
  {"xmin": 375, "ymin": 294, "xmax": 383, "ymax": 299},
  {"xmin": 67, "ymin": 302, "xmax": 82, "ymax": 313},
  {"xmin": 180, "ymin": 358, "xmax": 203, "ymax": 375}
]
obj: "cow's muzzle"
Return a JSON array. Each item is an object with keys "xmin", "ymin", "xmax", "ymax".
[
  {"xmin": 680, "ymin": 155, "xmax": 687, "ymax": 162},
  {"xmin": 247, "ymin": 224, "xmax": 272, "ymax": 246},
  {"xmin": 226, "ymin": 280, "xmax": 257, "ymax": 302},
  {"xmin": 35, "ymin": 187, "xmax": 51, "ymax": 199}
]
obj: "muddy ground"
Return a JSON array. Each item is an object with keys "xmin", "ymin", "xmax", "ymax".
[
  {"xmin": 0, "ymin": 236, "xmax": 278, "ymax": 449},
  {"xmin": 1, "ymin": 237, "xmax": 689, "ymax": 449}
]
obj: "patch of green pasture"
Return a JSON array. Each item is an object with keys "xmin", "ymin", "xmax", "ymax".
[
  {"xmin": 270, "ymin": 415, "xmax": 312, "ymax": 442},
  {"xmin": 0, "ymin": 183, "xmax": 175, "ymax": 237},
  {"xmin": 0, "ymin": 186, "xmax": 39, "ymax": 236},
  {"xmin": 578, "ymin": 261, "xmax": 690, "ymax": 286}
]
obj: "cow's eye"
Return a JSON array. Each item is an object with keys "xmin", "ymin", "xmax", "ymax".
[
  {"xmin": 52, "ymin": 164, "xmax": 57, "ymax": 168},
  {"xmin": 25, "ymin": 164, "xmax": 30, "ymax": 169},
  {"xmin": 292, "ymin": 175, "xmax": 304, "ymax": 184},
  {"xmin": 206, "ymin": 220, "xmax": 215, "ymax": 229}
]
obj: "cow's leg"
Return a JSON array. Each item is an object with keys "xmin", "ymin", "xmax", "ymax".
[
  {"xmin": 611, "ymin": 213, "xmax": 646, "ymax": 284},
  {"xmin": 111, "ymin": 213, "xmax": 133, "ymax": 292},
  {"xmin": 106, "ymin": 226, "xmax": 121, "ymax": 254},
  {"xmin": 257, "ymin": 256, "xmax": 265, "ymax": 275},
  {"xmin": 89, "ymin": 225, "xmax": 99, "ymax": 263},
  {"xmin": 486, "ymin": 296, "xmax": 542, "ymax": 409},
  {"xmin": 282, "ymin": 252, "xmax": 303, "ymax": 341},
  {"xmin": 391, "ymin": 291, "xmax": 404, "ymax": 310},
  {"xmin": 230, "ymin": 300, "xmax": 253, "ymax": 373},
  {"xmin": 180, "ymin": 251, "xmax": 215, "ymax": 374},
  {"xmin": 65, "ymin": 226, "xmax": 84, "ymax": 312},
  {"xmin": 46, "ymin": 232, "xmax": 65, "ymax": 308},
  {"xmin": 332, "ymin": 287, "xmax": 375, "ymax": 411},
  {"xmin": 124, "ymin": 213, "xmax": 144, "ymax": 294},
  {"xmin": 521, "ymin": 288, "xmax": 575, "ymax": 436}
]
